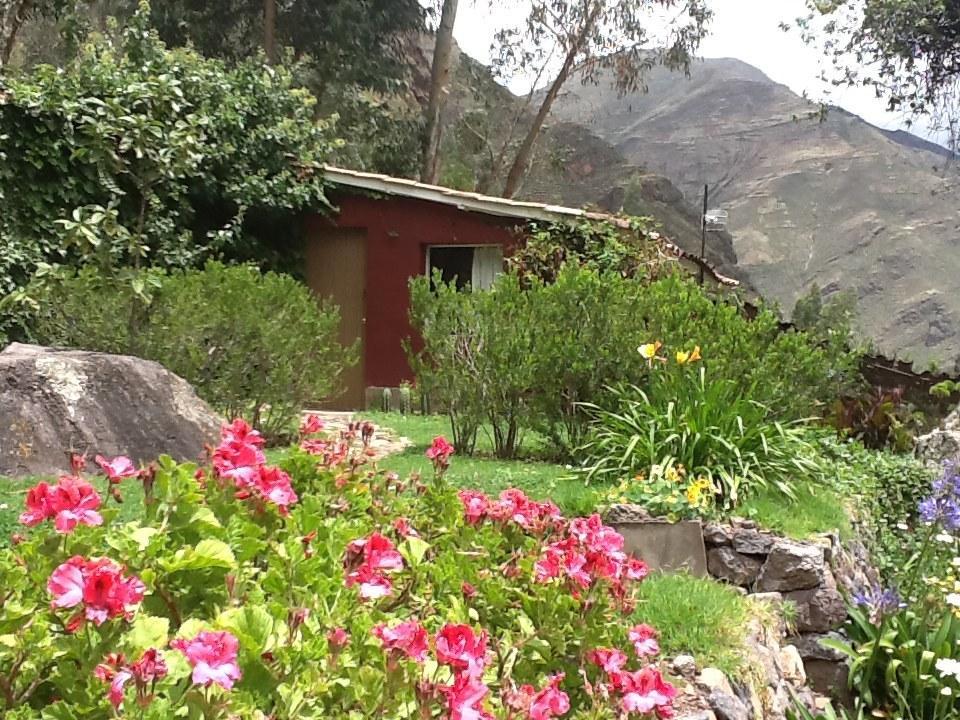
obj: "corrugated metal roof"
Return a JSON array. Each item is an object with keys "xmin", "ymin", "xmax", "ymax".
[{"xmin": 322, "ymin": 165, "xmax": 740, "ymax": 287}]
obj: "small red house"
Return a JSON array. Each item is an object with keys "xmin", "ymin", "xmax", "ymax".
[{"xmin": 305, "ymin": 166, "xmax": 735, "ymax": 409}]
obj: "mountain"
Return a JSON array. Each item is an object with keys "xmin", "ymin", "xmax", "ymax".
[{"xmin": 543, "ymin": 57, "xmax": 960, "ymax": 368}]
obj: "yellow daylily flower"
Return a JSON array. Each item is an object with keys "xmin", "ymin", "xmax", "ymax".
[
  {"xmin": 689, "ymin": 345, "xmax": 702, "ymax": 362},
  {"xmin": 676, "ymin": 346, "xmax": 703, "ymax": 365},
  {"xmin": 637, "ymin": 341, "xmax": 662, "ymax": 360}
]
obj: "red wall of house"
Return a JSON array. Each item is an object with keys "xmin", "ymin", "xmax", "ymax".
[{"xmin": 306, "ymin": 193, "xmax": 520, "ymax": 389}]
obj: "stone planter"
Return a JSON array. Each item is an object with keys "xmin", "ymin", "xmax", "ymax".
[{"xmin": 609, "ymin": 517, "xmax": 708, "ymax": 577}]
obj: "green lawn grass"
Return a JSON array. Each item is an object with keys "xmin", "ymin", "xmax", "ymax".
[
  {"xmin": 738, "ymin": 482, "xmax": 853, "ymax": 540},
  {"xmin": 634, "ymin": 572, "xmax": 762, "ymax": 680}
]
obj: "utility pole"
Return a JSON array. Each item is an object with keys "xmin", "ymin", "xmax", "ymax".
[{"xmin": 699, "ymin": 184, "xmax": 708, "ymax": 285}]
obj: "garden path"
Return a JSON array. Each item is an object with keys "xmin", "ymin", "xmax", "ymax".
[{"xmin": 301, "ymin": 411, "xmax": 412, "ymax": 460}]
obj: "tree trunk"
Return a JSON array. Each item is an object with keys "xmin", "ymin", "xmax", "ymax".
[
  {"xmin": 500, "ymin": 52, "xmax": 575, "ymax": 199},
  {"xmin": 420, "ymin": 0, "xmax": 458, "ymax": 184},
  {"xmin": 0, "ymin": 0, "xmax": 33, "ymax": 68},
  {"xmin": 263, "ymin": 0, "xmax": 277, "ymax": 64}
]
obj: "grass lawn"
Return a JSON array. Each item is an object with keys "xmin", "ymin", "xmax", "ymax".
[
  {"xmin": 739, "ymin": 482, "xmax": 853, "ymax": 540},
  {"xmin": 633, "ymin": 572, "xmax": 765, "ymax": 680}
]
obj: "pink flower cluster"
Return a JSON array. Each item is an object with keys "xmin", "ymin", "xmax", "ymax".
[
  {"xmin": 587, "ymin": 625, "xmax": 675, "ymax": 717},
  {"xmin": 20, "ymin": 475, "xmax": 103, "ymax": 534},
  {"xmin": 171, "ymin": 630, "xmax": 243, "ymax": 690},
  {"xmin": 458, "ymin": 488, "xmax": 563, "ymax": 533},
  {"xmin": 212, "ymin": 419, "xmax": 298, "ymax": 516},
  {"xmin": 343, "ymin": 531, "xmax": 404, "ymax": 600},
  {"xmin": 534, "ymin": 515, "xmax": 648, "ymax": 598},
  {"xmin": 373, "ymin": 621, "xmax": 570, "ymax": 720},
  {"xmin": 95, "ymin": 648, "xmax": 168, "ymax": 709},
  {"xmin": 298, "ymin": 413, "xmax": 357, "ymax": 467},
  {"xmin": 426, "ymin": 435, "xmax": 455, "ymax": 476},
  {"xmin": 48, "ymin": 556, "xmax": 145, "ymax": 632}
]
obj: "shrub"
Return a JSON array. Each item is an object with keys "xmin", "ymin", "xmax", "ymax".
[
  {"xmin": 578, "ymin": 346, "xmax": 822, "ymax": 510},
  {"xmin": 0, "ymin": 419, "xmax": 677, "ymax": 718},
  {"xmin": 409, "ymin": 258, "xmax": 861, "ymax": 461},
  {"xmin": 829, "ymin": 386, "xmax": 924, "ymax": 452},
  {"xmin": 825, "ymin": 462, "xmax": 960, "ymax": 719},
  {"xmin": 28, "ymin": 263, "xmax": 354, "ymax": 440}
]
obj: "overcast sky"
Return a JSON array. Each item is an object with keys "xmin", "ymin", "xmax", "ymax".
[{"xmin": 450, "ymin": 0, "xmax": 936, "ymax": 140}]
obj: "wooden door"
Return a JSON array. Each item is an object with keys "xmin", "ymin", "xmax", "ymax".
[{"xmin": 305, "ymin": 229, "xmax": 367, "ymax": 409}]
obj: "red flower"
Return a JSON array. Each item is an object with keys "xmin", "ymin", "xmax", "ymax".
[
  {"xmin": 252, "ymin": 466, "xmax": 298, "ymax": 516},
  {"xmin": 587, "ymin": 648, "xmax": 629, "ymax": 674},
  {"xmin": 435, "ymin": 624, "xmax": 487, "ymax": 678},
  {"xmin": 213, "ymin": 419, "xmax": 265, "ymax": 487},
  {"xmin": 48, "ymin": 556, "xmax": 145, "ymax": 630},
  {"xmin": 327, "ymin": 627, "xmax": 350, "ymax": 649},
  {"xmin": 343, "ymin": 532, "xmax": 404, "ymax": 600},
  {"xmin": 95, "ymin": 455, "xmax": 140, "ymax": 483},
  {"xmin": 426, "ymin": 436, "xmax": 455, "ymax": 476},
  {"xmin": 20, "ymin": 476, "xmax": 103, "ymax": 534},
  {"xmin": 393, "ymin": 517, "xmax": 418, "ymax": 538},
  {"xmin": 440, "ymin": 673, "xmax": 494, "ymax": 720},
  {"xmin": 171, "ymin": 631, "xmax": 242, "ymax": 690},
  {"xmin": 618, "ymin": 667, "xmax": 677, "ymax": 717},
  {"xmin": 461, "ymin": 581, "xmax": 478, "ymax": 599},
  {"xmin": 458, "ymin": 490, "xmax": 490, "ymax": 524},
  {"xmin": 300, "ymin": 414, "xmax": 325, "ymax": 436},
  {"xmin": 529, "ymin": 674, "xmax": 570, "ymax": 720},
  {"xmin": 373, "ymin": 620, "xmax": 429, "ymax": 662},
  {"xmin": 628, "ymin": 624, "xmax": 660, "ymax": 658},
  {"xmin": 96, "ymin": 649, "xmax": 168, "ymax": 709}
]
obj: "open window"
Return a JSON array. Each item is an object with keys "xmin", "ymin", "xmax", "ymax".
[{"xmin": 427, "ymin": 245, "xmax": 503, "ymax": 290}]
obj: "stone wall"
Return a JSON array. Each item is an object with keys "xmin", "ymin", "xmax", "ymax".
[{"xmin": 703, "ymin": 519, "xmax": 877, "ymax": 703}]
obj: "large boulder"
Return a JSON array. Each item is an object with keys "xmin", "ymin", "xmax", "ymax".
[
  {"xmin": 0, "ymin": 343, "xmax": 221, "ymax": 477},
  {"xmin": 916, "ymin": 406, "xmax": 960, "ymax": 466}
]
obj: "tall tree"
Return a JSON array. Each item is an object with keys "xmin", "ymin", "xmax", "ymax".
[
  {"xmin": 495, "ymin": 0, "xmax": 711, "ymax": 198},
  {"xmin": 262, "ymin": 0, "xmax": 276, "ymax": 63},
  {"xmin": 799, "ymin": 0, "xmax": 960, "ymax": 148},
  {"xmin": 421, "ymin": 0, "xmax": 458, "ymax": 184}
]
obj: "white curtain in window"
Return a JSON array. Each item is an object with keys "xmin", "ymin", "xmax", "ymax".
[{"xmin": 471, "ymin": 246, "xmax": 503, "ymax": 290}]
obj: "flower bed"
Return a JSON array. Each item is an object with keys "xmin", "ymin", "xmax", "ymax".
[{"xmin": 0, "ymin": 419, "xmax": 680, "ymax": 718}]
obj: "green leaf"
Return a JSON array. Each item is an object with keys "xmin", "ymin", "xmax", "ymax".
[
  {"xmin": 401, "ymin": 536, "xmax": 431, "ymax": 566},
  {"xmin": 125, "ymin": 614, "xmax": 170, "ymax": 654},
  {"xmin": 164, "ymin": 538, "xmax": 236, "ymax": 572}
]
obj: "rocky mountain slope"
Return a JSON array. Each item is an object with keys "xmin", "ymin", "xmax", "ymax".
[{"xmin": 544, "ymin": 57, "xmax": 960, "ymax": 368}]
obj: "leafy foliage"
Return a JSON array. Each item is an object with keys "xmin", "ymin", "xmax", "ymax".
[
  {"xmin": 830, "ymin": 386, "xmax": 924, "ymax": 452},
  {"xmin": 410, "ymin": 241, "xmax": 861, "ymax": 462},
  {"xmin": 0, "ymin": 421, "xmax": 677, "ymax": 718},
  {"xmin": 0, "ymin": 7, "xmax": 337, "ymax": 335},
  {"xmin": 25, "ymin": 263, "xmax": 355, "ymax": 440},
  {"xmin": 578, "ymin": 351, "xmax": 822, "ymax": 511},
  {"xmin": 800, "ymin": 0, "xmax": 960, "ymax": 148}
]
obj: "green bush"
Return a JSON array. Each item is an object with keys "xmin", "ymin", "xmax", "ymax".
[
  {"xmin": 409, "ymin": 258, "xmax": 860, "ymax": 462},
  {"xmin": 578, "ymin": 353, "xmax": 822, "ymax": 509},
  {"xmin": 28, "ymin": 263, "xmax": 354, "ymax": 439}
]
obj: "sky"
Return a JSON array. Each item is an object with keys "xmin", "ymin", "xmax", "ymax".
[{"xmin": 449, "ymin": 0, "xmax": 939, "ymax": 141}]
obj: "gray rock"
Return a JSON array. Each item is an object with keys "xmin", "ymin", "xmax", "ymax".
[
  {"xmin": 790, "ymin": 633, "xmax": 848, "ymax": 662},
  {"xmin": 703, "ymin": 522, "xmax": 733, "ymax": 546},
  {"xmin": 757, "ymin": 540, "xmax": 826, "ymax": 592},
  {"xmin": 785, "ymin": 569, "xmax": 848, "ymax": 633},
  {"xmin": 671, "ymin": 654, "xmax": 698, "ymax": 679},
  {"xmin": 697, "ymin": 667, "xmax": 734, "ymax": 696},
  {"xmin": 707, "ymin": 547, "xmax": 763, "ymax": 586},
  {"xmin": 779, "ymin": 645, "xmax": 807, "ymax": 685},
  {"xmin": 707, "ymin": 691, "xmax": 751, "ymax": 720},
  {"xmin": 0, "ymin": 343, "xmax": 221, "ymax": 477},
  {"xmin": 604, "ymin": 503, "xmax": 652, "ymax": 523},
  {"xmin": 732, "ymin": 529, "xmax": 776, "ymax": 555},
  {"xmin": 675, "ymin": 713, "xmax": 716, "ymax": 720},
  {"xmin": 916, "ymin": 421, "xmax": 960, "ymax": 467}
]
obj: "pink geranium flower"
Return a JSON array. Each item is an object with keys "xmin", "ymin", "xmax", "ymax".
[
  {"xmin": 373, "ymin": 620, "xmax": 429, "ymax": 662},
  {"xmin": 300, "ymin": 414, "xmax": 326, "ymax": 436},
  {"xmin": 327, "ymin": 627, "xmax": 350, "ymax": 649},
  {"xmin": 618, "ymin": 667, "xmax": 677, "ymax": 717},
  {"xmin": 20, "ymin": 476, "xmax": 103, "ymax": 534},
  {"xmin": 48, "ymin": 556, "xmax": 145, "ymax": 630},
  {"xmin": 426, "ymin": 436, "xmax": 455, "ymax": 463},
  {"xmin": 628, "ymin": 624, "xmax": 660, "ymax": 658},
  {"xmin": 529, "ymin": 674, "xmax": 571, "ymax": 720},
  {"xmin": 95, "ymin": 649, "xmax": 168, "ymax": 709},
  {"xmin": 344, "ymin": 532, "xmax": 404, "ymax": 600},
  {"xmin": 212, "ymin": 419, "xmax": 266, "ymax": 487},
  {"xmin": 458, "ymin": 490, "xmax": 490, "ymax": 524},
  {"xmin": 587, "ymin": 648, "xmax": 629, "ymax": 674},
  {"xmin": 435, "ymin": 624, "xmax": 487, "ymax": 678},
  {"xmin": 171, "ymin": 631, "xmax": 242, "ymax": 690},
  {"xmin": 95, "ymin": 455, "xmax": 140, "ymax": 483},
  {"xmin": 252, "ymin": 466, "xmax": 298, "ymax": 516},
  {"xmin": 440, "ymin": 673, "xmax": 494, "ymax": 720}
]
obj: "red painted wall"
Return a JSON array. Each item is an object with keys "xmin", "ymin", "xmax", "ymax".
[{"xmin": 306, "ymin": 193, "xmax": 520, "ymax": 389}]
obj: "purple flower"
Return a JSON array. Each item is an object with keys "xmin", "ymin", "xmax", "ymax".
[
  {"xmin": 853, "ymin": 584, "xmax": 905, "ymax": 624},
  {"xmin": 918, "ymin": 462, "xmax": 960, "ymax": 532}
]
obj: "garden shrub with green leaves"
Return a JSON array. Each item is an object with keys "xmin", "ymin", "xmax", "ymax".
[
  {"xmin": 579, "ymin": 342, "xmax": 822, "ymax": 512},
  {"xmin": 0, "ymin": 6, "xmax": 337, "ymax": 340},
  {"xmin": 0, "ymin": 417, "xmax": 680, "ymax": 719},
  {"xmin": 409, "ymin": 260, "xmax": 860, "ymax": 462},
  {"xmin": 27, "ymin": 263, "xmax": 354, "ymax": 440}
]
